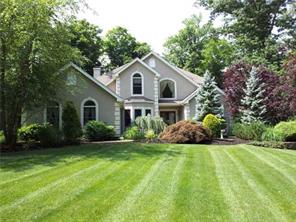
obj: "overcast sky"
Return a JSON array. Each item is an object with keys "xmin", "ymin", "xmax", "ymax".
[{"xmin": 78, "ymin": 0, "xmax": 214, "ymax": 54}]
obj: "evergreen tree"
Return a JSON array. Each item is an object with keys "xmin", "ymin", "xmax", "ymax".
[
  {"xmin": 195, "ymin": 71, "xmax": 223, "ymax": 120},
  {"xmin": 240, "ymin": 67, "xmax": 266, "ymax": 123},
  {"xmin": 62, "ymin": 101, "xmax": 82, "ymax": 143}
]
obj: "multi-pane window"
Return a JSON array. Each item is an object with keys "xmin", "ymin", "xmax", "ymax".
[
  {"xmin": 132, "ymin": 73, "xmax": 142, "ymax": 95},
  {"xmin": 46, "ymin": 102, "xmax": 60, "ymax": 129},
  {"xmin": 83, "ymin": 100, "xmax": 97, "ymax": 125},
  {"xmin": 145, "ymin": 109, "xmax": 152, "ymax": 116},
  {"xmin": 134, "ymin": 109, "xmax": 142, "ymax": 120}
]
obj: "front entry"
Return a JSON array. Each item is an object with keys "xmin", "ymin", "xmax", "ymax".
[{"xmin": 160, "ymin": 111, "xmax": 176, "ymax": 125}]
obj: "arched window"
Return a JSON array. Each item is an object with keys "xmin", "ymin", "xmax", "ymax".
[
  {"xmin": 132, "ymin": 73, "xmax": 143, "ymax": 95},
  {"xmin": 160, "ymin": 79, "xmax": 176, "ymax": 99},
  {"xmin": 46, "ymin": 102, "xmax": 61, "ymax": 129},
  {"xmin": 82, "ymin": 99, "xmax": 98, "ymax": 125}
]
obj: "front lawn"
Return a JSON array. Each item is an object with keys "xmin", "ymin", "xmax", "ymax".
[{"xmin": 0, "ymin": 143, "xmax": 295, "ymax": 221}]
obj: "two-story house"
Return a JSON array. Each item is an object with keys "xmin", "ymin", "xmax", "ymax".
[{"xmin": 25, "ymin": 51, "xmax": 225, "ymax": 136}]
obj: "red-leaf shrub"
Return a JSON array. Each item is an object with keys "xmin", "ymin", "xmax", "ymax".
[{"xmin": 159, "ymin": 120, "xmax": 212, "ymax": 143}]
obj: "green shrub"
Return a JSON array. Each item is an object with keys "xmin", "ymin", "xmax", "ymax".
[
  {"xmin": 18, "ymin": 123, "xmax": 62, "ymax": 147},
  {"xmin": 123, "ymin": 126, "xmax": 145, "ymax": 140},
  {"xmin": 84, "ymin": 121, "xmax": 115, "ymax": 141},
  {"xmin": 145, "ymin": 129, "xmax": 156, "ymax": 142},
  {"xmin": 38, "ymin": 123, "xmax": 62, "ymax": 147},
  {"xmin": 261, "ymin": 127, "xmax": 284, "ymax": 141},
  {"xmin": 202, "ymin": 114, "xmax": 224, "ymax": 137},
  {"xmin": 135, "ymin": 115, "xmax": 166, "ymax": 134},
  {"xmin": 62, "ymin": 101, "xmax": 82, "ymax": 144},
  {"xmin": 18, "ymin": 124, "xmax": 43, "ymax": 141},
  {"xmin": 262, "ymin": 120, "xmax": 296, "ymax": 142},
  {"xmin": 232, "ymin": 121, "xmax": 266, "ymax": 141},
  {"xmin": 0, "ymin": 131, "xmax": 5, "ymax": 144}
]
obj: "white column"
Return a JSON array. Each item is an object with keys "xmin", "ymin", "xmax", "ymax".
[
  {"xmin": 184, "ymin": 104, "xmax": 190, "ymax": 120},
  {"xmin": 114, "ymin": 102, "xmax": 121, "ymax": 136},
  {"xmin": 116, "ymin": 77, "xmax": 120, "ymax": 95},
  {"xmin": 154, "ymin": 76, "xmax": 159, "ymax": 117}
]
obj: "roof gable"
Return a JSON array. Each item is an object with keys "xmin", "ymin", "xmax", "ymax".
[
  {"xmin": 142, "ymin": 52, "xmax": 199, "ymax": 87},
  {"xmin": 61, "ymin": 63, "xmax": 123, "ymax": 102}
]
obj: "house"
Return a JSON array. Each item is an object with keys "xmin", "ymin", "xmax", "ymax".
[{"xmin": 25, "ymin": 51, "xmax": 226, "ymax": 136}]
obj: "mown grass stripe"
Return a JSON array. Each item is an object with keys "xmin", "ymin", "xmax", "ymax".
[
  {"xmin": 0, "ymin": 159, "xmax": 113, "ymax": 213},
  {"xmin": 157, "ymin": 149, "xmax": 186, "ymax": 221},
  {"xmin": 245, "ymin": 148, "xmax": 296, "ymax": 185},
  {"xmin": 209, "ymin": 148, "xmax": 241, "ymax": 222},
  {"xmin": 37, "ymin": 156, "xmax": 159, "ymax": 221},
  {"xmin": 102, "ymin": 156, "xmax": 167, "ymax": 222},
  {"xmin": 224, "ymin": 149, "xmax": 287, "ymax": 221},
  {"xmin": 0, "ymin": 146, "xmax": 113, "ymax": 186},
  {"xmin": 256, "ymin": 148, "xmax": 296, "ymax": 169}
]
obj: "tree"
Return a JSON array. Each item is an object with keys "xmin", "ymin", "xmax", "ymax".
[
  {"xmin": 195, "ymin": 0, "xmax": 296, "ymax": 70},
  {"xmin": 164, "ymin": 15, "xmax": 217, "ymax": 75},
  {"xmin": 62, "ymin": 101, "xmax": 82, "ymax": 144},
  {"xmin": 195, "ymin": 71, "xmax": 224, "ymax": 120},
  {"xmin": 240, "ymin": 67, "xmax": 266, "ymax": 123},
  {"xmin": 68, "ymin": 19, "xmax": 103, "ymax": 74},
  {"xmin": 163, "ymin": 15, "xmax": 233, "ymax": 85},
  {"xmin": 0, "ymin": 0, "xmax": 81, "ymax": 148},
  {"xmin": 200, "ymin": 39, "xmax": 234, "ymax": 87},
  {"xmin": 103, "ymin": 26, "xmax": 151, "ymax": 70}
]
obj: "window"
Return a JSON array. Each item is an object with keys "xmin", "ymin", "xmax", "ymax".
[
  {"xmin": 132, "ymin": 73, "xmax": 143, "ymax": 95},
  {"xmin": 145, "ymin": 109, "xmax": 152, "ymax": 116},
  {"xmin": 134, "ymin": 109, "xmax": 142, "ymax": 120},
  {"xmin": 82, "ymin": 99, "xmax": 97, "ymax": 125},
  {"xmin": 46, "ymin": 102, "xmax": 60, "ymax": 129},
  {"xmin": 66, "ymin": 73, "xmax": 77, "ymax": 86},
  {"xmin": 160, "ymin": 79, "xmax": 176, "ymax": 99},
  {"xmin": 148, "ymin": 58, "xmax": 155, "ymax": 68}
]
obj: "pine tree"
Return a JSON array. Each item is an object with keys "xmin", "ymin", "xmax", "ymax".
[
  {"xmin": 240, "ymin": 66, "xmax": 266, "ymax": 123},
  {"xmin": 195, "ymin": 71, "xmax": 224, "ymax": 120}
]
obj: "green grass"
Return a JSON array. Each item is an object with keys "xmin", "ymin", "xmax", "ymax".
[{"xmin": 0, "ymin": 143, "xmax": 295, "ymax": 222}]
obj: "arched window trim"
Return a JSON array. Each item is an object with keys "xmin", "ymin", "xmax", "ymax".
[
  {"xmin": 159, "ymin": 78, "xmax": 177, "ymax": 100},
  {"xmin": 131, "ymin": 72, "xmax": 144, "ymax": 96},
  {"xmin": 43, "ymin": 102, "xmax": 62, "ymax": 130},
  {"xmin": 80, "ymin": 97, "xmax": 99, "ymax": 126}
]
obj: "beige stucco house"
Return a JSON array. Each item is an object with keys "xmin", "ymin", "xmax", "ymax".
[{"xmin": 26, "ymin": 51, "xmax": 225, "ymax": 136}]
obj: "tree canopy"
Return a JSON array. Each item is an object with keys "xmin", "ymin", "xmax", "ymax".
[
  {"xmin": 164, "ymin": 15, "xmax": 233, "ymax": 86},
  {"xmin": 103, "ymin": 26, "xmax": 151, "ymax": 71},
  {"xmin": 0, "ymin": 0, "xmax": 82, "ymax": 147},
  {"xmin": 68, "ymin": 19, "xmax": 103, "ymax": 74}
]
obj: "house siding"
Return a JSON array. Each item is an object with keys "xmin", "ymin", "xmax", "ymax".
[{"xmin": 143, "ymin": 54, "xmax": 196, "ymax": 100}]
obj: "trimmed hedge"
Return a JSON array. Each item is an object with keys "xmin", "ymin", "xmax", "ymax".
[
  {"xmin": 262, "ymin": 120, "xmax": 296, "ymax": 142},
  {"xmin": 84, "ymin": 121, "xmax": 115, "ymax": 141},
  {"xmin": 202, "ymin": 114, "xmax": 224, "ymax": 137}
]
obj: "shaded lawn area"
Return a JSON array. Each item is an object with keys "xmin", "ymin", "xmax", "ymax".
[{"xmin": 0, "ymin": 143, "xmax": 295, "ymax": 222}]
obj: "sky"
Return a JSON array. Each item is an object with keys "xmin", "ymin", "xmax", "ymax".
[{"xmin": 78, "ymin": 0, "xmax": 215, "ymax": 54}]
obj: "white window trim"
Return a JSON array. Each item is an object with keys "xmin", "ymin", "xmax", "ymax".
[
  {"xmin": 131, "ymin": 72, "xmax": 144, "ymax": 96},
  {"xmin": 148, "ymin": 58, "xmax": 155, "ymax": 68},
  {"xmin": 159, "ymin": 78, "xmax": 177, "ymax": 100},
  {"xmin": 80, "ymin": 97, "xmax": 99, "ymax": 126},
  {"xmin": 43, "ymin": 102, "xmax": 62, "ymax": 130},
  {"xmin": 125, "ymin": 105, "xmax": 154, "ymax": 121}
]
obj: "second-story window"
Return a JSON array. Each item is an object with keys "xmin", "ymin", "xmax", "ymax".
[
  {"xmin": 160, "ymin": 79, "xmax": 176, "ymax": 99},
  {"xmin": 132, "ymin": 73, "xmax": 143, "ymax": 95}
]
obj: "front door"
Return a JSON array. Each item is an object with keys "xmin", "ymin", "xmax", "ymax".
[
  {"xmin": 160, "ymin": 111, "xmax": 176, "ymax": 125},
  {"xmin": 124, "ymin": 109, "xmax": 131, "ymax": 128}
]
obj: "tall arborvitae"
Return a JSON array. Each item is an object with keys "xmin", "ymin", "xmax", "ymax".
[
  {"xmin": 195, "ymin": 71, "xmax": 223, "ymax": 120},
  {"xmin": 240, "ymin": 66, "xmax": 266, "ymax": 123}
]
